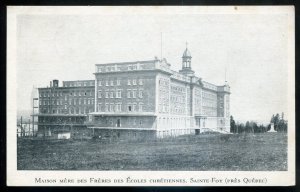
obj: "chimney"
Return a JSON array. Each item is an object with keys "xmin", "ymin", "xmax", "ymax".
[{"xmin": 53, "ymin": 79, "xmax": 59, "ymax": 88}]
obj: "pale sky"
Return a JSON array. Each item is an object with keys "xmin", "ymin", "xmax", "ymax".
[{"xmin": 15, "ymin": 7, "xmax": 291, "ymax": 123}]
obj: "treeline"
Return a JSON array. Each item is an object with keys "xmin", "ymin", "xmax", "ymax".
[
  {"xmin": 270, "ymin": 113, "xmax": 288, "ymax": 132},
  {"xmin": 230, "ymin": 112, "xmax": 288, "ymax": 133}
]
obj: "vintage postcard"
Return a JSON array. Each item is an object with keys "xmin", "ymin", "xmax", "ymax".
[{"xmin": 7, "ymin": 6, "xmax": 295, "ymax": 186}]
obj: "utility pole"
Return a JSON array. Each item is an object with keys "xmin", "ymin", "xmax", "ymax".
[
  {"xmin": 28, "ymin": 119, "xmax": 31, "ymax": 137},
  {"xmin": 160, "ymin": 32, "xmax": 163, "ymax": 61},
  {"xmin": 32, "ymin": 97, "xmax": 38, "ymax": 137},
  {"xmin": 20, "ymin": 116, "xmax": 23, "ymax": 137}
]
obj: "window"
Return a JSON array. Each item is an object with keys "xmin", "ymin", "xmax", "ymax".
[
  {"xmin": 117, "ymin": 79, "xmax": 120, "ymax": 86},
  {"xmin": 84, "ymin": 82, "xmax": 87, "ymax": 86},
  {"xmin": 132, "ymin": 64, "xmax": 137, "ymax": 70},
  {"xmin": 90, "ymin": 92, "xmax": 92, "ymax": 96},
  {"xmin": 133, "ymin": 79, "xmax": 137, "ymax": 85},
  {"xmin": 128, "ymin": 65, "xmax": 132, "ymax": 70},
  {"xmin": 116, "ymin": 89, "xmax": 122, "ymax": 98},
  {"xmin": 139, "ymin": 103, "xmax": 144, "ymax": 112},
  {"xmin": 110, "ymin": 104, "xmax": 114, "ymax": 112},
  {"xmin": 110, "ymin": 80, "xmax": 114, "ymax": 86},
  {"xmin": 117, "ymin": 66, "xmax": 121, "ymax": 71},
  {"xmin": 117, "ymin": 119, "xmax": 121, "ymax": 127},
  {"xmin": 106, "ymin": 80, "xmax": 109, "ymax": 86},
  {"xmin": 128, "ymin": 79, "xmax": 131, "ymax": 85},
  {"xmin": 69, "ymin": 99, "xmax": 72, "ymax": 105},
  {"xmin": 64, "ymin": 104, "xmax": 67, "ymax": 109},
  {"xmin": 132, "ymin": 89, "xmax": 137, "ymax": 98},
  {"xmin": 88, "ymin": 99, "xmax": 90, "ymax": 105},
  {"xmin": 128, "ymin": 105, "xmax": 132, "ymax": 112},
  {"xmin": 84, "ymin": 99, "xmax": 86, "ymax": 105},
  {"xmin": 98, "ymin": 80, "xmax": 102, "ymax": 86},
  {"xmin": 111, "ymin": 66, "xmax": 115, "ymax": 71},
  {"xmin": 116, "ymin": 103, "xmax": 122, "ymax": 112},
  {"xmin": 139, "ymin": 89, "xmax": 143, "ymax": 98},
  {"xmin": 79, "ymin": 99, "xmax": 81, "ymax": 104},
  {"xmin": 74, "ymin": 91, "xmax": 77, "ymax": 96},
  {"xmin": 107, "ymin": 66, "xmax": 110, "ymax": 71},
  {"xmin": 98, "ymin": 103, "xmax": 102, "ymax": 112},
  {"xmin": 105, "ymin": 91, "xmax": 109, "ymax": 98},
  {"xmin": 127, "ymin": 89, "xmax": 131, "ymax": 98},
  {"xmin": 70, "ymin": 92, "xmax": 72, "ymax": 96},
  {"xmin": 139, "ymin": 79, "xmax": 143, "ymax": 85},
  {"xmin": 105, "ymin": 103, "xmax": 109, "ymax": 112},
  {"xmin": 110, "ymin": 91, "xmax": 114, "ymax": 98},
  {"xmin": 98, "ymin": 67, "xmax": 102, "ymax": 72},
  {"xmin": 132, "ymin": 103, "xmax": 137, "ymax": 111},
  {"xmin": 79, "ymin": 91, "xmax": 81, "ymax": 96},
  {"xmin": 60, "ymin": 100, "xmax": 63, "ymax": 105}
]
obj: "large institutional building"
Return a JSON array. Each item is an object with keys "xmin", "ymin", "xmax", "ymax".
[{"xmin": 36, "ymin": 47, "xmax": 230, "ymax": 140}]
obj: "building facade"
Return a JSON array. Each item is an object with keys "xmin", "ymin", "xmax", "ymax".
[
  {"xmin": 87, "ymin": 47, "xmax": 230, "ymax": 139},
  {"xmin": 36, "ymin": 80, "xmax": 95, "ymax": 139},
  {"xmin": 35, "ymin": 47, "xmax": 230, "ymax": 139}
]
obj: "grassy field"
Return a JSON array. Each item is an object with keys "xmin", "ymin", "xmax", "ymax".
[{"xmin": 17, "ymin": 132, "xmax": 287, "ymax": 171}]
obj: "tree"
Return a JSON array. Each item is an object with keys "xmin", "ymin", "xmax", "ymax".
[
  {"xmin": 230, "ymin": 115, "xmax": 236, "ymax": 133},
  {"xmin": 245, "ymin": 121, "xmax": 251, "ymax": 133},
  {"xmin": 270, "ymin": 112, "xmax": 287, "ymax": 132}
]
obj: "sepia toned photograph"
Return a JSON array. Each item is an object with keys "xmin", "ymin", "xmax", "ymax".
[{"xmin": 7, "ymin": 6, "xmax": 295, "ymax": 186}]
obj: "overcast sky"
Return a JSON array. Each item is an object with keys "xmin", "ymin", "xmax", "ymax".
[{"xmin": 15, "ymin": 7, "xmax": 292, "ymax": 123}]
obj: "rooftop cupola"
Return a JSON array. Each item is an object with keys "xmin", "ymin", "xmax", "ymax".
[
  {"xmin": 182, "ymin": 43, "xmax": 192, "ymax": 69},
  {"xmin": 179, "ymin": 42, "xmax": 195, "ymax": 76}
]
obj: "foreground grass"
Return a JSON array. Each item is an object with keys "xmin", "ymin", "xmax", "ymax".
[{"xmin": 17, "ymin": 132, "xmax": 287, "ymax": 171}]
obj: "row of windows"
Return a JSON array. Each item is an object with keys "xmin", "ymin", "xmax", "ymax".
[
  {"xmin": 98, "ymin": 89, "xmax": 122, "ymax": 99},
  {"xmin": 203, "ymin": 83, "xmax": 217, "ymax": 91},
  {"xmin": 202, "ymin": 91, "xmax": 217, "ymax": 100},
  {"xmin": 158, "ymin": 105, "xmax": 169, "ymax": 113},
  {"xmin": 69, "ymin": 91, "xmax": 93, "ymax": 97},
  {"xmin": 97, "ymin": 78, "xmax": 143, "ymax": 86},
  {"xmin": 195, "ymin": 88, "xmax": 202, "ymax": 96},
  {"xmin": 127, "ymin": 89, "xmax": 143, "ymax": 98},
  {"xmin": 97, "ymin": 63, "xmax": 146, "ymax": 73},
  {"xmin": 39, "ymin": 98, "xmax": 95, "ymax": 106},
  {"xmin": 170, "ymin": 107, "xmax": 186, "ymax": 114},
  {"xmin": 158, "ymin": 78, "xmax": 169, "ymax": 86},
  {"xmin": 202, "ymin": 108, "xmax": 217, "ymax": 116},
  {"xmin": 98, "ymin": 89, "xmax": 143, "ymax": 99},
  {"xmin": 64, "ymin": 81, "xmax": 94, "ymax": 87},
  {"xmin": 39, "ymin": 107, "xmax": 93, "ymax": 114},
  {"xmin": 202, "ymin": 99, "xmax": 217, "ymax": 108},
  {"xmin": 94, "ymin": 117, "xmax": 144, "ymax": 127},
  {"xmin": 39, "ymin": 90, "xmax": 93, "ymax": 97},
  {"xmin": 68, "ymin": 98, "xmax": 94, "ymax": 105},
  {"xmin": 171, "ymin": 85, "xmax": 185, "ymax": 93},
  {"xmin": 170, "ymin": 95, "xmax": 185, "ymax": 103},
  {"xmin": 98, "ymin": 103, "xmax": 144, "ymax": 112}
]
